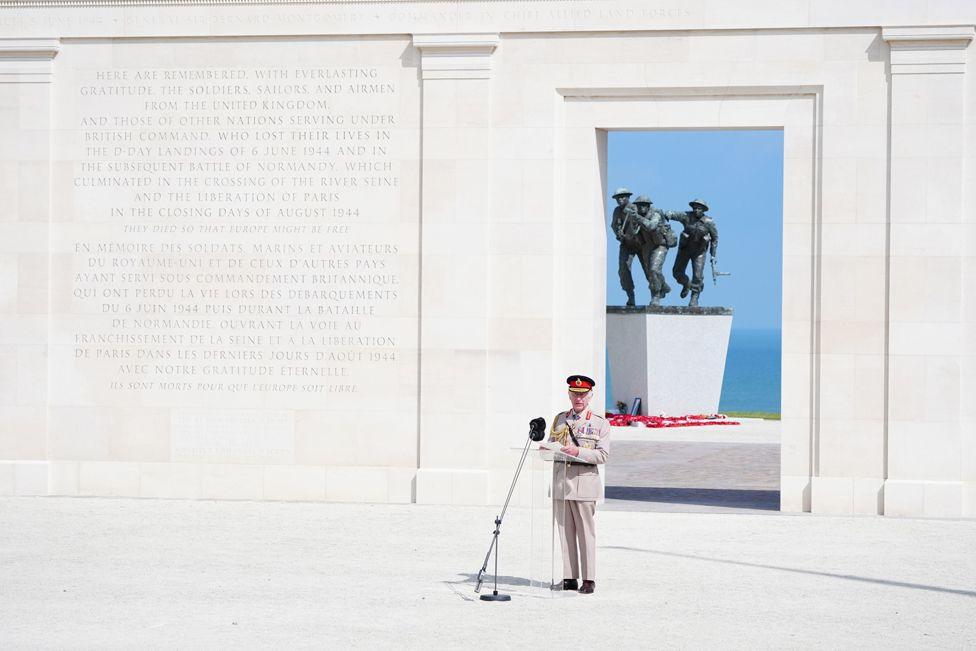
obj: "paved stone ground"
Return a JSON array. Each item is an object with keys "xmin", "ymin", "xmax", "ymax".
[
  {"xmin": 1, "ymin": 497, "xmax": 974, "ymax": 648},
  {"xmin": 604, "ymin": 420, "xmax": 781, "ymax": 514},
  {"xmin": 4, "ymin": 420, "xmax": 972, "ymax": 647}
]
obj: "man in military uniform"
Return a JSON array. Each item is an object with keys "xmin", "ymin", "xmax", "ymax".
[
  {"xmin": 631, "ymin": 195, "xmax": 678, "ymax": 306},
  {"xmin": 547, "ymin": 374, "xmax": 611, "ymax": 594},
  {"xmin": 609, "ymin": 187, "xmax": 644, "ymax": 307},
  {"xmin": 666, "ymin": 199, "xmax": 719, "ymax": 307}
]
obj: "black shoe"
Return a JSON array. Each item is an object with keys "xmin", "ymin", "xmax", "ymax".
[
  {"xmin": 562, "ymin": 579, "xmax": 579, "ymax": 591},
  {"xmin": 578, "ymin": 580, "xmax": 595, "ymax": 594},
  {"xmin": 679, "ymin": 283, "xmax": 690, "ymax": 298}
]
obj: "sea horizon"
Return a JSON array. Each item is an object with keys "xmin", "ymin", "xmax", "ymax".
[
  {"xmin": 606, "ymin": 325, "xmax": 782, "ymax": 415},
  {"xmin": 719, "ymin": 326, "xmax": 781, "ymax": 414}
]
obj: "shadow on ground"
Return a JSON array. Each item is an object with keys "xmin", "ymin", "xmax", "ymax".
[
  {"xmin": 455, "ymin": 573, "xmax": 532, "ymax": 588},
  {"xmin": 601, "ymin": 546, "xmax": 976, "ymax": 598},
  {"xmin": 605, "ymin": 486, "xmax": 780, "ymax": 510},
  {"xmin": 446, "ymin": 574, "xmax": 559, "ymax": 602}
]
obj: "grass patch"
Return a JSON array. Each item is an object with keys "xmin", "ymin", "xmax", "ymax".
[{"xmin": 723, "ymin": 411, "xmax": 781, "ymax": 420}]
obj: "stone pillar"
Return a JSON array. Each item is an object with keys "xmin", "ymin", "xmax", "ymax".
[
  {"xmin": 882, "ymin": 26, "xmax": 974, "ymax": 517},
  {"xmin": 412, "ymin": 34, "xmax": 499, "ymax": 504},
  {"xmin": 965, "ymin": 34, "xmax": 976, "ymax": 520},
  {"xmin": 0, "ymin": 39, "xmax": 59, "ymax": 496}
]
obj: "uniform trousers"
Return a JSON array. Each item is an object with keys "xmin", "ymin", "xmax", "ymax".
[
  {"xmin": 646, "ymin": 245, "xmax": 670, "ymax": 298},
  {"xmin": 672, "ymin": 244, "xmax": 708, "ymax": 293},
  {"xmin": 617, "ymin": 242, "xmax": 651, "ymax": 294},
  {"xmin": 554, "ymin": 499, "xmax": 597, "ymax": 581}
]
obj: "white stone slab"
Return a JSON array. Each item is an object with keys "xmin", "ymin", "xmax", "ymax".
[{"xmin": 607, "ymin": 309, "xmax": 732, "ymax": 416}]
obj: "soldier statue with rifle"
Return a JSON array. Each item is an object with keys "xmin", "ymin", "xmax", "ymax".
[
  {"xmin": 664, "ymin": 198, "xmax": 721, "ymax": 308},
  {"xmin": 609, "ymin": 187, "xmax": 646, "ymax": 307}
]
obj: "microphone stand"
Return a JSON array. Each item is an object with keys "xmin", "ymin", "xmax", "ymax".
[{"xmin": 475, "ymin": 419, "xmax": 544, "ymax": 601}]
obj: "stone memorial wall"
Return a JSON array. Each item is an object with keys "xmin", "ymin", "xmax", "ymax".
[
  {"xmin": 1, "ymin": 1, "xmax": 974, "ymax": 517},
  {"xmin": 42, "ymin": 39, "xmax": 420, "ymax": 497}
]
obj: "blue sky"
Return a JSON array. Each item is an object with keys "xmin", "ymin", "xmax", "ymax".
[{"xmin": 606, "ymin": 130, "xmax": 784, "ymax": 330}]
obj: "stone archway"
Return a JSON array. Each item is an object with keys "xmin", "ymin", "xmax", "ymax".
[{"xmin": 554, "ymin": 87, "xmax": 822, "ymax": 513}]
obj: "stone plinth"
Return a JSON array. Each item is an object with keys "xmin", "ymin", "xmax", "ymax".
[{"xmin": 606, "ymin": 306, "xmax": 733, "ymax": 416}]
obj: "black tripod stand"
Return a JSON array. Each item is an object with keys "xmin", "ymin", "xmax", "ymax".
[{"xmin": 475, "ymin": 417, "xmax": 546, "ymax": 601}]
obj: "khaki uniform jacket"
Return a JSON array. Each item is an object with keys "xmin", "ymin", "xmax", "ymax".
[{"xmin": 549, "ymin": 409, "xmax": 611, "ymax": 501}]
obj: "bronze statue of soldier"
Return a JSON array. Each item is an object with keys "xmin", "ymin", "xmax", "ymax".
[
  {"xmin": 665, "ymin": 199, "xmax": 719, "ymax": 307},
  {"xmin": 609, "ymin": 187, "xmax": 645, "ymax": 307},
  {"xmin": 631, "ymin": 195, "xmax": 678, "ymax": 306}
]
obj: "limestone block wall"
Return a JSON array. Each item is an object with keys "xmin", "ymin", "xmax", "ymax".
[
  {"xmin": 880, "ymin": 27, "xmax": 974, "ymax": 517},
  {"xmin": 6, "ymin": 35, "xmax": 424, "ymax": 501},
  {"xmin": 0, "ymin": 39, "xmax": 58, "ymax": 496},
  {"xmin": 966, "ymin": 41, "xmax": 976, "ymax": 520},
  {"xmin": 0, "ymin": 1, "xmax": 972, "ymax": 518}
]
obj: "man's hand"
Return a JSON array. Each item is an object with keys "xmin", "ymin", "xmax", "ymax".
[{"xmin": 560, "ymin": 445, "xmax": 580, "ymax": 457}]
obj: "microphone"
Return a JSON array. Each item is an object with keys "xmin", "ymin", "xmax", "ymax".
[{"xmin": 528, "ymin": 417, "xmax": 546, "ymax": 441}]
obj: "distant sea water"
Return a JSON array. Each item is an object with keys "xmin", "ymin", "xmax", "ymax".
[
  {"xmin": 718, "ymin": 327, "xmax": 781, "ymax": 414},
  {"xmin": 605, "ymin": 327, "xmax": 781, "ymax": 415}
]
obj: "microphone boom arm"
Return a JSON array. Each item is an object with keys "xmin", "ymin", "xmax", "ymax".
[{"xmin": 474, "ymin": 418, "xmax": 545, "ymax": 599}]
